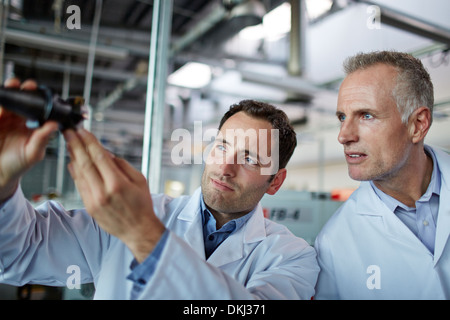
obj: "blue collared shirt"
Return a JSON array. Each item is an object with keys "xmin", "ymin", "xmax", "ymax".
[
  {"xmin": 127, "ymin": 194, "xmax": 254, "ymax": 298},
  {"xmin": 370, "ymin": 149, "xmax": 441, "ymax": 254},
  {"xmin": 200, "ymin": 197, "xmax": 253, "ymax": 259}
]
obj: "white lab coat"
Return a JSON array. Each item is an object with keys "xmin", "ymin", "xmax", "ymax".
[
  {"xmin": 0, "ymin": 187, "xmax": 319, "ymax": 299},
  {"xmin": 314, "ymin": 145, "xmax": 450, "ymax": 299}
]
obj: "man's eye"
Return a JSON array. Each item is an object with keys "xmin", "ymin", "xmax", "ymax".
[
  {"xmin": 337, "ymin": 114, "xmax": 346, "ymax": 122},
  {"xmin": 245, "ymin": 156, "xmax": 258, "ymax": 166},
  {"xmin": 362, "ymin": 113, "xmax": 374, "ymax": 120},
  {"xmin": 216, "ymin": 144, "xmax": 226, "ymax": 152}
]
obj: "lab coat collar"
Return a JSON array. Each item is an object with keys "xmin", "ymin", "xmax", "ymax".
[
  {"xmin": 176, "ymin": 188, "xmax": 205, "ymax": 259},
  {"xmin": 176, "ymin": 187, "xmax": 267, "ymax": 267},
  {"xmin": 243, "ymin": 203, "xmax": 267, "ymax": 244},
  {"xmin": 355, "ymin": 181, "xmax": 390, "ymax": 216},
  {"xmin": 430, "ymin": 146, "xmax": 450, "ymax": 265},
  {"xmin": 178, "ymin": 187, "xmax": 203, "ymax": 222}
]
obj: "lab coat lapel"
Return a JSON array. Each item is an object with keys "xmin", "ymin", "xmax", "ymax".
[
  {"xmin": 177, "ymin": 188, "xmax": 205, "ymax": 259},
  {"xmin": 433, "ymin": 147, "xmax": 450, "ymax": 265},
  {"xmin": 355, "ymin": 182, "xmax": 387, "ymax": 216},
  {"xmin": 207, "ymin": 204, "xmax": 266, "ymax": 267},
  {"xmin": 355, "ymin": 182, "xmax": 430, "ymax": 251}
]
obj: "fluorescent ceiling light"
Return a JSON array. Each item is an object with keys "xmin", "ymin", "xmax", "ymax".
[
  {"xmin": 305, "ymin": 0, "xmax": 333, "ymax": 20},
  {"xmin": 239, "ymin": 0, "xmax": 334, "ymax": 41},
  {"xmin": 263, "ymin": 2, "xmax": 291, "ymax": 39},
  {"xmin": 168, "ymin": 62, "xmax": 212, "ymax": 89},
  {"xmin": 238, "ymin": 24, "xmax": 265, "ymax": 40},
  {"xmin": 239, "ymin": 2, "xmax": 291, "ymax": 41}
]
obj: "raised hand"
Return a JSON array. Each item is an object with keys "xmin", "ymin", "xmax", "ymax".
[
  {"xmin": 64, "ymin": 128, "xmax": 165, "ymax": 262},
  {"xmin": 0, "ymin": 78, "xmax": 58, "ymax": 202}
]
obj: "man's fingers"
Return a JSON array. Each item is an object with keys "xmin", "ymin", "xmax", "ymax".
[
  {"xmin": 64, "ymin": 129, "xmax": 104, "ymax": 190},
  {"xmin": 2, "ymin": 79, "xmax": 21, "ymax": 118},
  {"xmin": 25, "ymin": 121, "xmax": 59, "ymax": 163},
  {"xmin": 0, "ymin": 106, "xmax": 15, "ymax": 119},
  {"xmin": 1, "ymin": 78, "xmax": 38, "ymax": 121},
  {"xmin": 70, "ymin": 129, "xmax": 147, "ymax": 191},
  {"xmin": 64, "ymin": 128, "xmax": 127, "ymax": 192},
  {"xmin": 114, "ymin": 157, "xmax": 146, "ymax": 185},
  {"xmin": 3, "ymin": 77, "xmax": 37, "ymax": 91},
  {"xmin": 67, "ymin": 162, "xmax": 94, "ymax": 205},
  {"xmin": 76, "ymin": 129, "xmax": 126, "ymax": 185},
  {"xmin": 20, "ymin": 79, "xmax": 38, "ymax": 91},
  {"xmin": 3, "ymin": 77, "xmax": 21, "ymax": 88}
]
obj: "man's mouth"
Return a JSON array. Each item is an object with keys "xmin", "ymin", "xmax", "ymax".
[
  {"xmin": 345, "ymin": 151, "xmax": 367, "ymax": 163},
  {"xmin": 211, "ymin": 178, "xmax": 234, "ymax": 191}
]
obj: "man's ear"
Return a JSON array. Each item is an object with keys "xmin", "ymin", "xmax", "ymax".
[
  {"xmin": 266, "ymin": 168, "xmax": 287, "ymax": 195},
  {"xmin": 409, "ymin": 106, "xmax": 431, "ymax": 144}
]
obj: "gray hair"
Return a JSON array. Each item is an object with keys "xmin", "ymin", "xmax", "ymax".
[{"xmin": 343, "ymin": 51, "xmax": 434, "ymax": 124}]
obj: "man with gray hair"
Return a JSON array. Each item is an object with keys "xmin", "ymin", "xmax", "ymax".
[{"xmin": 314, "ymin": 51, "xmax": 450, "ymax": 299}]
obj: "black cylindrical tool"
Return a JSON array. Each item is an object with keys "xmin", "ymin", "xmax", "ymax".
[{"xmin": 0, "ymin": 86, "xmax": 87, "ymax": 130}]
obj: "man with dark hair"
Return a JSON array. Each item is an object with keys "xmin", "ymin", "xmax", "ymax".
[
  {"xmin": 0, "ymin": 83, "xmax": 319, "ymax": 300},
  {"xmin": 315, "ymin": 51, "xmax": 450, "ymax": 299}
]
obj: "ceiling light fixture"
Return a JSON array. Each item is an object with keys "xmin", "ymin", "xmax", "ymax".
[{"xmin": 168, "ymin": 62, "xmax": 212, "ymax": 89}]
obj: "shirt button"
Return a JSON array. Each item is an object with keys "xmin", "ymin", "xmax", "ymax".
[
  {"xmin": 208, "ymin": 235, "xmax": 215, "ymax": 241},
  {"xmin": 423, "ymin": 220, "xmax": 429, "ymax": 226}
]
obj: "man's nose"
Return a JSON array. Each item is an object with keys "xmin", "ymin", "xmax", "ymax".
[
  {"xmin": 338, "ymin": 119, "xmax": 359, "ymax": 145},
  {"xmin": 219, "ymin": 153, "xmax": 237, "ymax": 177}
]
